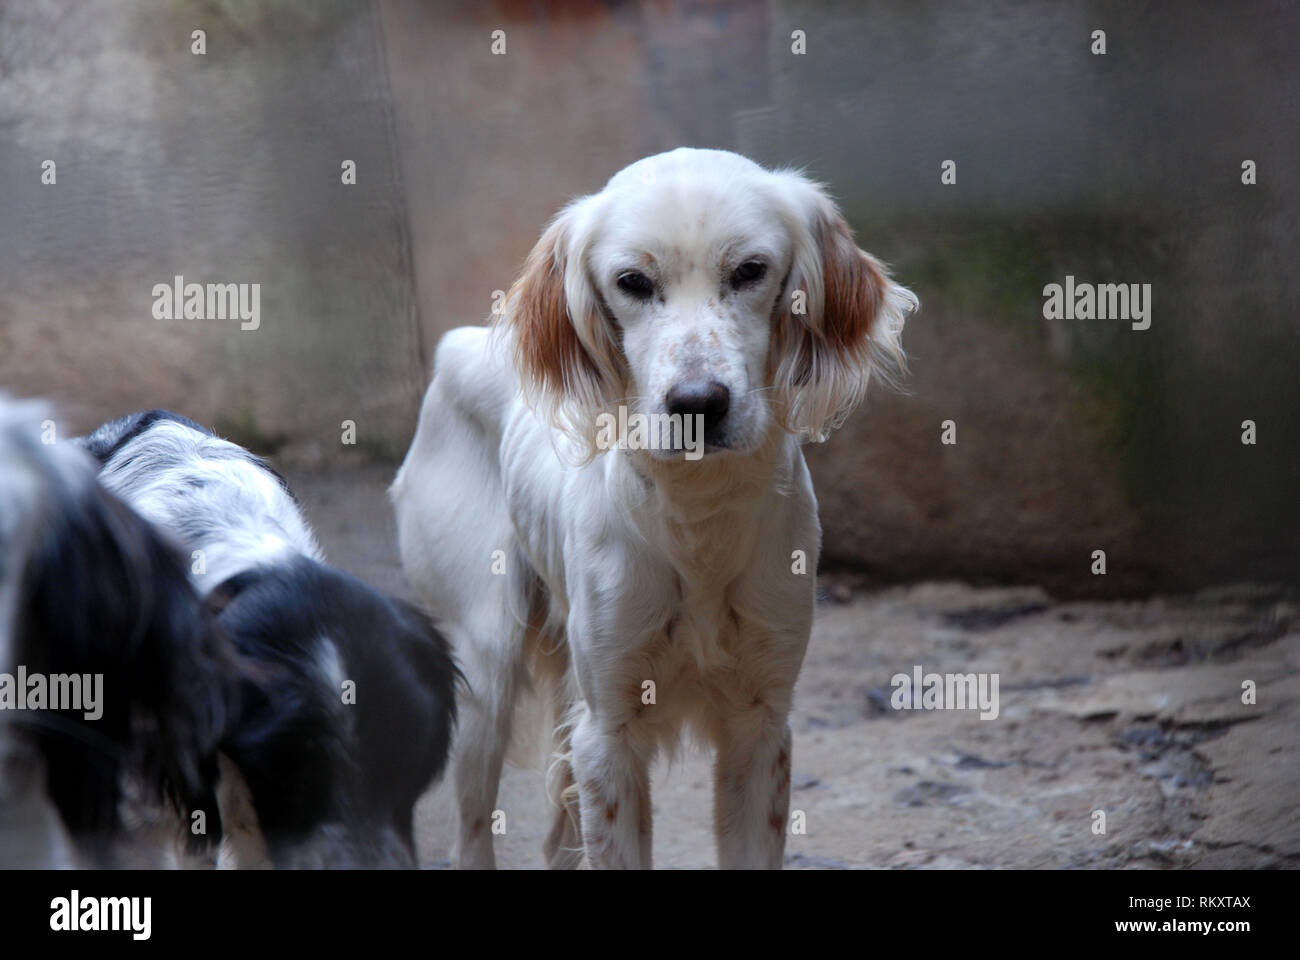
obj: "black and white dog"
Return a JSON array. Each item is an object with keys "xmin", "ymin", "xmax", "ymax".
[
  {"xmin": 83, "ymin": 410, "xmax": 460, "ymax": 868},
  {"xmin": 0, "ymin": 396, "xmax": 233, "ymax": 868}
]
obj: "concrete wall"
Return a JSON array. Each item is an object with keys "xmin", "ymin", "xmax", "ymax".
[
  {"xmin": 1, "ymin": 0, "xmax": 1295, "ymax": 595},
  {"xmin": 0, "ymin": 0, "xmax": 423, "ymax": 461}
]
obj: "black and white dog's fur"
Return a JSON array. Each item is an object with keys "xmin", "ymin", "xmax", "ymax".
[
  {"xmin": 0, "ymin": 396, "xmax": 233, "ymax": 868},
  {"xmin": 83, "ymin": 410, "xmax": 459, "ymax": 868},
  {"xmin": 0, "ymin": 397, "xmax": 457, "ymax": 868}
]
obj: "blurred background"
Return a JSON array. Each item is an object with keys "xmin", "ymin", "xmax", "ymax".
[{"xmin": 1, "ymin": 0, "xmax": 1296, "ymax": 598}]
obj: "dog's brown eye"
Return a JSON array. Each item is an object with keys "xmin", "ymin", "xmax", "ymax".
[
  {"xmin": 731, "ymin": 260, "xmax": 766, "ymax": 288},
  {"xmin": 617, "ymin": 271, "xmax": 654, "ymax": 299}
]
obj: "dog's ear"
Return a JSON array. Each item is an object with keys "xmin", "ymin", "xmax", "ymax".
[
  {"xmin": 505, "ymin": 198, "xmax": 622, "ymax": 449},
  {"xmin": 773, "ymin": 177, "xmax": 916, "ymax": 441}
]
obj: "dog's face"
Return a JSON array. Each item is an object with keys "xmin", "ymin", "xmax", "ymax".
[
  {"xmin": 589, "ymin": 153, "xmax": 798, "ymax": 454},
  {"xmin": 507, "ymin": 148, "xmax": 916, "ymax": 458}
]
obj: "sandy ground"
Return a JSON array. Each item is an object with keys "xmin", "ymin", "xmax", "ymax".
[{"xmin": 289, "ymin": 465, "xmax": 1300, "ymax": 870}]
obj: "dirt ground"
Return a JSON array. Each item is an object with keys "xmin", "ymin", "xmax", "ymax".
[{"xmin": 289, "ymin": 465, "xmax": 1300, "ymax": 870}]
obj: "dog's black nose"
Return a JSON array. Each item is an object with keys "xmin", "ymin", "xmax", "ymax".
[{"xmin": 665, "ymin": 379, "xmax": 730, "ymax": 436}]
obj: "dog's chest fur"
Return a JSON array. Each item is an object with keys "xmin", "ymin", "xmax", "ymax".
[{"xmin": 599, "ymin": 447, "xmax": 799, "ymax": 733}]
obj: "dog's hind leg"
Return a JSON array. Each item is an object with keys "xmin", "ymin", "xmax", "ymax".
[{"xmin": 449, "ymin": 602, "xmax": 524, "ymax": 870}]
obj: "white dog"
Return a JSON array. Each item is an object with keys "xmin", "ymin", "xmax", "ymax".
[{"xmin": 391, "ymin": 148, "xmax": 915, "ymax": 869}]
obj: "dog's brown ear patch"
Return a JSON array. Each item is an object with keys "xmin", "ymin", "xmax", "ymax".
[
  {"xmin": 817, "ymin": 210, "xmax": 886, "ymax": 363},
  {"xmin": 771, "ymin": 185, "xmax": 913, "ymax": 440},
  {"xmin": 508, "ymin": 221, "xmax": 599, "ymax": 400}
]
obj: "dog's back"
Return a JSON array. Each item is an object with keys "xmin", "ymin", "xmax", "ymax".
[{"xmin": 90, "ymin": 411, "xmax": 321, "ymax": 592}]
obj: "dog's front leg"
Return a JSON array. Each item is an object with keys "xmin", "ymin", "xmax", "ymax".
[
  {"xmin": 713, "ymin": 710, "xmax": 793, "ymax": 870},
  {"xmin": 570, "ymin": 704, "xmax": 652, "ymax": 869}
]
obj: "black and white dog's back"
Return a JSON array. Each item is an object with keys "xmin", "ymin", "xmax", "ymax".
[
  {"xmin": 85, "ymin": 411, "xmax": 459, "ymax": 868},
  {"xmin": 83, "ymin": 410, "xmax": 320, "ymax": 592}
]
